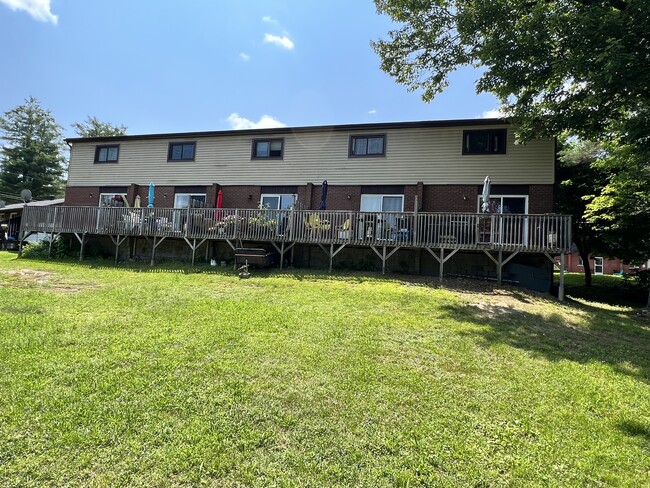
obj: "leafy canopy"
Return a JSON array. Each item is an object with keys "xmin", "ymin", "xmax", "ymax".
[
  {"xmin": 72, "ymin": 116, "xmax": 127, "ymax": 137},
  {"xmin": 0, "ymin": 97, "xmax": 66, "ymax": 200},
  {"xmin": 372, "ymin": 0, "xmax": 649, "ymax": 147}
]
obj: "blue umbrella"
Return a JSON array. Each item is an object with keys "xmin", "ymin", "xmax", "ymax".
[
  {"xmin": 319, "ymin": 180, "xmax": 328, "ymax": 210},
  {"xmin": 147, "ymin": 182, "xmax": 155, "ymax": 208}
]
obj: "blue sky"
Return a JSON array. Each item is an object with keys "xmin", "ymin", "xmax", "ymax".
[{"xmin": 0, "ymin": 0, "xmax": 500, "ymax": 138}]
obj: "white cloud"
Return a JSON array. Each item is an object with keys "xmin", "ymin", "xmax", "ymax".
[
  {"xmin": 0, "ymin": 0, "xmax": 57, "ymax": 24},
  {"xmin": 481, "ymin": 108, "xmax": 506, "ymax": 118},
  {"xmin": 227, "ymin": 113, "xmax": 287, "ymax": 130},
  {"xmin": 262, "ymin": 15, "xmax": 277, "ymax": 24},
  {"xmin": 263, "ymin": 33, "xmax": 294, "ymax": 50},
  {"xmin": 239, "ymin": 52, "xmax": 250, "ymax": 62},
  {"xmin": 368, "ymin": 109, "xmax": 377, "ymax": 115}
]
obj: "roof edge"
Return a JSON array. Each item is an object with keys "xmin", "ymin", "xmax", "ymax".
[{"xmin": 65, "ymin": 118, "xmax": 510, "ymax": 144}]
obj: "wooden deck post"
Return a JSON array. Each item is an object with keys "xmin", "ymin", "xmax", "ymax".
[
  {"xmin": 559, "ymin": 252, "xmax": 565, "ymax": 301},
  {"xmin": 439, "ymin": 247, "xmax": 444, "ymax": 282},
  {"xmin": 497, "ymin": 250, "xmax": 503, "ymax": 284}
]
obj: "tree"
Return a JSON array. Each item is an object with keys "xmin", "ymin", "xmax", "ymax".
[
  {"xmin": 585, "ymin": 144, "xmax": 650, "ymax": 263},
  {"xmin": 0, "ymin": 97, "xmax": 66, "ymax": 199},
  {"xmin": 71, "ymin": 116, "xmax": 127, "ymax": 137},
  {"xmin": 372, "ymin": 1, "xmax": 650, "ymax": 149},
  {"xmin": 373, "ymin": 0, "xmax": 650, "ymax": 279},
  {"xmin": 557, "ymin": 140, "xmax": 608, "ymax": 286}
]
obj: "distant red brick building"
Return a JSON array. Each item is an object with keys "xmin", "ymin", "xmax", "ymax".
[{"xmin": 565, "ymin": 253, "xmax": 634, "ymax": 275}]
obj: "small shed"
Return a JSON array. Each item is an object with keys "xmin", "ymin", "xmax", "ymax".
[{"xmin": 0, "ymin": 198, "xmax": 64, "ymax": 240}]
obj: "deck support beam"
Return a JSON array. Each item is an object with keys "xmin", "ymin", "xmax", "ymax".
[
  {"xmin": 370, "ymin": 245, "xmax": 402, "ymax": 274},
  {"xmin": 109, "ymin": 235, "xmax": 128, "ymax": 264},
  {"xmin": 317, "ymin": 243, "xmax": 346, "ymax": 273},
  {"xmin": 483, "ymin": 250, "xmax": 519, "ymax": 284},
  {"xmin": 425, "ymin": 247, "xmax": 460, "ymax": 282},
  {"xmin": 184, "ymin": 237, "xmax": 207, "ymax": 266},
  {"xmin": 271, "ymin": 241, "xmax": 296, "ymax": 270},
  {"xmin": 72, "ymin": 232, "xmax": 87, "ymax": 262},
  {"xmin": 543, "ymin": 251, "xmax": 565, "ymax": 301},
  {"xmin": 149, "ymin": 236, "xmax": 167, "ymax": 266}
]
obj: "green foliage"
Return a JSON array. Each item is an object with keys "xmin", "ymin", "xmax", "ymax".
[
  {"xmin": 0, "ymin": 97, "xmax": 66, "ymax": 200},
  {"xmin": 71, "ymin": 116, "xmax": 127, "ymax": 137},
  {"xmin": 373, "ymin": 1, "xmax": 650, "ymax": 264},
  {"xmin": 19, "ymin": 236, "xmax": 76, "ymax": 260},
  {"xmin": 373, "ymin": 1, "xmax": 649, "ymax": 147},
  {"xmin": 585, "ymin": 144, "xmax": 650, "ymax": 262},
  {"xmin": 248, "ymin": 203, "xmax": 277, "ymax": 228},
  {"xmin": 1, "ymin": 254, "xmax": 649, "ymax": 485},
  {"xmin": 562, "ymin": 272, "xmax": 648, "ymax": 307}
]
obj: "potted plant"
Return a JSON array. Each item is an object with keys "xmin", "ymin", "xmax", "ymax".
[{"xmin": 247, "ymin": 203, "xmax": 277, "ymax": 238}]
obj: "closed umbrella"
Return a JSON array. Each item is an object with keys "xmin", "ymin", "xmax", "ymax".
[
  {"xmin": 147, "ymin": 182, "xmax": 155, "ymax": 208},
  {"xmin": 215, "ymin": 189, "xmax": 223, "ymax": 220},
  {"xmin": 319, "ymin": 180, "xmax": 328, "ymax": 210},
  {"xmin": 481, "ymin": 176, "xmax": 491, "ymax": 213},
  {"xmin": 134, "ymin": 195, "xmax": 141, "ymax": 208}
]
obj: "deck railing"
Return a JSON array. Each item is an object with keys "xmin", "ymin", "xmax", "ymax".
[{"xmin": 21, "ymin": 206, "xmax": 572, "ymax": 253}]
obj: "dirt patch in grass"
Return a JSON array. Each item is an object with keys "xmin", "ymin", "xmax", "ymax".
[{"xmin": 0, "ymin": 269, "xmax": 92, "ymax": 293}]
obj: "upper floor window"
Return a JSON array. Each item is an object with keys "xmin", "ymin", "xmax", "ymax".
[
  {"xmin": 350, "ymin": 135, "xmax": 385, "ymax": 157},
  {"xmin": 95, "ymin": 145, "xmax": 119, "ymax": 163},
  {"xmin": 463, "ymin": 129, "xmax": 507, "ymax": 155},
  {"xmin": 253, "ymin": 139, "xmax": 283, "ymax": 159},
  {"xmin": 168, "ymin": 142, "xmax": 196, "ymax": 161}
]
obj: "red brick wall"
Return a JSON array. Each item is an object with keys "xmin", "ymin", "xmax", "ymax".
[
  {"xmin": 565, "ymin": 253, "xmax": 633, "ymax": 274},
  {"xmin": 65, "ymin": 186, "xmax": 100, "ymax": 206},
  {"xmin": 423, "ymin": 185, "xmax": 479, "ymax": 213},
  {"xmin": 528, "ymin": 185, "xmax": 555, "ymax": 214},
  {"xmin": 65, "ymin": 183, "xmax": 555, "ymax": 213}
]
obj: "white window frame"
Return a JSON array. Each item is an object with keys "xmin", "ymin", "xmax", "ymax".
[
  {"xmin": 98, "ymin": 192, "xmax": 128, "ymax": 207},
  {"xmin": 260, "ymin": 194, "xmax": 297, "ymax": 235},
  {"xmin": 476, "ymin": 194, "xmax": 529, "ymax": 214},
  {"xmin": 260, "ymin": 193, "xmax": 297, "ymax": 210},
  {"xmin": 360, "ymin": 194, "xmax": 404, "ymax": 213},
  {"xmin": 594, "ymin": 257, "xmax": 604, "ymax": 275},
  {"xmin": 577, "ymin": 256, "xmax": 584, "ymax": 267},
  {"xmin": 476, "ymin": 195, "xmax": 529, "ymax": 245},
  {"xmin": 173, "ymin": 193, "xmax": 207, "ymax": 209},
  {"xmin": 359, "ymin": 194, "xmax": 404, "ymax": 240}
]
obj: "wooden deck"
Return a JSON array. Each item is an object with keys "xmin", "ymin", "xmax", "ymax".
[
  {"xmin": 20, "ymin": 205, "xmax": 572, "ymax": 298},
  {"xmin": 21, "ymin": 206, "xmax": 571, "ymax": 251}
]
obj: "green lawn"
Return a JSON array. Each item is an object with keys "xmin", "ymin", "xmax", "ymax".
[
  {"xmin": 561, "ymin": 272, "xmax": 648, "ymax": 307},
  {"xmin": 1, "ymin": 252, "xmax": 649, "ymax": 487}
]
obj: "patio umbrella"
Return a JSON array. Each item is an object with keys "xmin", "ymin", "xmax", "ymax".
[
  {"xmin": 134, "ymin": 195, "xmax": 141, "ymax": 208},
  {"xmin": 147, "ymin": 182, "xmax": 155, "ymax": 208},
  {"xmin": 319, "ymin": 180, "xmax": 328, "ymax": 210},
  {"xmin": 215, "ymin": 189, "xmax": 223, "ymax": 219},
  {"xmin": 481, "ymin": 176, "xmax": 491, "ymax": 213}
]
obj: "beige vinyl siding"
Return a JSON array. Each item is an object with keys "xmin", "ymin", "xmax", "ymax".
[{"xmin": 67, "ymin": 124, "xmax": 554, "ymax": 187}]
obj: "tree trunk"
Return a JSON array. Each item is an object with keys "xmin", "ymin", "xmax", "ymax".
[{"xmin": 575, "ymin": 240, "xmax": 592, "ymax": 287}]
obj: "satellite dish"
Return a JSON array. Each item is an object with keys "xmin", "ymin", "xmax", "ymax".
[
  {"xmin": 0, "ymin": 200, "xmax": 5, "ymax": 208},
  {"xmin": 20, "ymin": 189, "xmax": 32, "ymax": 203}
]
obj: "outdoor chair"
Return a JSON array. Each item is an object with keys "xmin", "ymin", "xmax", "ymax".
[
  {"xmin": 337, "ymin": 218, "xmax": 351, "ymax": 239},
  {"xmin": 304, "ymin": 213, "xmax": 331, "ymax": 235}
]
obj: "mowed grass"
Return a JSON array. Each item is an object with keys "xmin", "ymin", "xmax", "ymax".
[
  {"xmin": 561, "ymin": 272, "xmax": 648, "ymax": 307},
  {"xmin": 1, "ymin": 253, "xmax": 649, "ymax": 487}
]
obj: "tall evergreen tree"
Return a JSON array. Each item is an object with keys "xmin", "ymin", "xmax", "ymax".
[
  {"xmin": 71, "ymin": 116, "xmax": 127, "ymax": 137},
  {"xmin": 0, "ymin": 97, "xmax": 66, "ymax": 199}
]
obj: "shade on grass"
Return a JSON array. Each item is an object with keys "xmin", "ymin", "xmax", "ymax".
[{"xmin": 0, "ymin": 253, "xmax": 649, "ymax": 486}]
